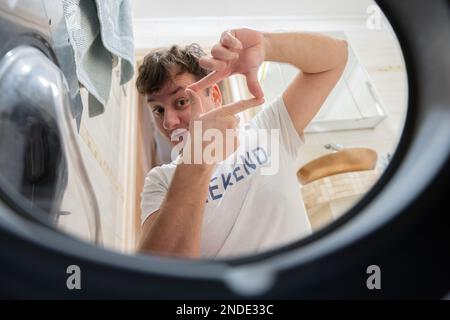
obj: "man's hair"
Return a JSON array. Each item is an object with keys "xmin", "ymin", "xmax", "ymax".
[{"xmin": 136, "ymin": 43, "xmax": 211, "ymax": 96}]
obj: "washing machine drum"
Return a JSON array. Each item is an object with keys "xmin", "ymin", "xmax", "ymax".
[{"xmin": 0, "ymin": 46, "xmax": 67, "ymax": 221}]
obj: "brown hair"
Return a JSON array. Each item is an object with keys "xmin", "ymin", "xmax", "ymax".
[{"xmin": 136, "ymin": 43, "xmax": 211, "ymax": 96}]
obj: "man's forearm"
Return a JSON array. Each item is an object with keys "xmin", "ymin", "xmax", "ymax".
[
  {"xmin": 263, "ymin": 32, "xmax": 348, "ymax": 73},
  {"xmin": 139, "ymin": 163, "xmax": 214, "ymax": 258}
]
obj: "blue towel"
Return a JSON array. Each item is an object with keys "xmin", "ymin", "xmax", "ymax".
[{"xmin": 62, "ymin": 0, "xmax": 135, "ymax": 117}]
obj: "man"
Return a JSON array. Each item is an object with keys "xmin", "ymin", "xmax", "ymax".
[{"xmin": 136, "ymin": 28, "xmax": 348, "ymax": 259}]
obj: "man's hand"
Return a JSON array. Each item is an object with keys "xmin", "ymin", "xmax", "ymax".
[
  {"xmin": 182, "ymin": 89, "xmax": 264, "ymax": 164},
  {"xmin": 188, "ymin": 28, "xmax": 266, "ymax": 99}
]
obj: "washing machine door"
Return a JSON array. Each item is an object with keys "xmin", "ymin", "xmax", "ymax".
[
  {"xmin": 0, "ymin": 0, "xmax": 449, "ymax": 300},
  {"xmin": 0, "ymin": 45, "xmax": 101, "ymax": 242}
]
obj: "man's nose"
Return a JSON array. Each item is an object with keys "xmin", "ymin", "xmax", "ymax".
[{"xmin": 162, "ymin": 109, "xmax": 181, "ymax": 131}]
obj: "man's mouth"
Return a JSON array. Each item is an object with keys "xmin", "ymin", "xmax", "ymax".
[{"xmin": 170, "ymin": 128, "xmax": 188, "ymax": 142}]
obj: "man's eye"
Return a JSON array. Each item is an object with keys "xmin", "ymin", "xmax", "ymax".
[
  {"xmin": 176, "ymin": 98, "xmax": 189, "ymax": 108},
  {"xmin": 152, "ymin": 107, "xmax": 164, "ymax": 116}
]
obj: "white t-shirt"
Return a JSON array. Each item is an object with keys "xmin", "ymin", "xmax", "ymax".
[{"xmin": 141, "ymin": 95, "xmax": 312, "ymax": 259}]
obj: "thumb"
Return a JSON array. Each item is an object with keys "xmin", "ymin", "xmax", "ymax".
[
  {"xmin": 246, "ymin": 69, "xmax": 264, "ymax": 99},
  {"xmin": 186, "ymin": 89, "xmax": 204, "ymax": 118}
]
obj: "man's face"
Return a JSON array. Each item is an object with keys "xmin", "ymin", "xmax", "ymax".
[{"xmin": 146, "ymin": 72, "xmax": 221, "ymax": 145}]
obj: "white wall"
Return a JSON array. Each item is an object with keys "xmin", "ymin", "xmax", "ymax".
[
  {"xmin": 132, "ymin": 0, "xmax": 385, "ymax": 50},
  {"xmin": 131, "ymin": 0, "xmax": 374, "ymax": 19}
]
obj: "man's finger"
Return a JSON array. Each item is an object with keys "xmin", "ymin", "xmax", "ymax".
[
  {"xmin": 220, "ymin": 31, "xmax": 243, "ymax": 50},
  {"xmin": 211, "ymin": 44, "xmax": 239, "ymax": 61},
  {"xmin": 199, "ymin": 56, "xmax": 227, "ymax": 71},
  {"xmin": 186, "ymin": 89, "xmax": 204, "ymax": 118},
  {"xmin": 245, "ymin": 69, "xmax": 264, "ymax": 99},
  {"xmin": 188, "ymin": 69, "xmax": 228, "ymax": 92},
  {"xmin": 222, "ymin": 97, "xmax": 265, "ymax": 115}
]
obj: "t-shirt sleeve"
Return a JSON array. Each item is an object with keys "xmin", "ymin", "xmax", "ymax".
[
  {"xmin": 140, "ymin": 167, "xmax": 168, "ymax": 225},
  {"xmin": 250, "ymin": 95, "xmax": 305, "ymax": 161}
]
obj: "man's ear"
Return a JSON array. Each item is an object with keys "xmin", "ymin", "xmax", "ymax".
[{"xmin": 211, "ymin": 84, "xmax": 222, "ymax": 106}]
